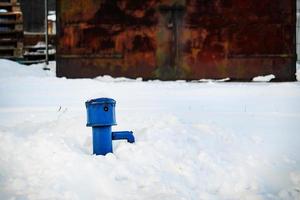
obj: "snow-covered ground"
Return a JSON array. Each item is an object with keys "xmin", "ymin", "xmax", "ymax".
[{"xmin": 0, "ymin": 59, "xmax": 300, "ymax": 200}]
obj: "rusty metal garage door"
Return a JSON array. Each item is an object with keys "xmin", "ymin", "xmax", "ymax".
[{"xmin": 56, "ymin": 0, "xmax": 296, "ymax": 81}]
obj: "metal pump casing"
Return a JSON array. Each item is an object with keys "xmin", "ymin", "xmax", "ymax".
[{"xmin": 86, "ymin": 98, "xmax": 134, "ymax": 155}]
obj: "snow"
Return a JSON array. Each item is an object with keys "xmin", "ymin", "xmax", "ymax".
[
  {"xmin": 0, "ymin": 59, "xmax": 55, "ymax": 78},
  {"xmin": 33, "ymin": 41, "xmax": 47, "ymax": 48},
  {"xmin": 48, "ymin": 11, "xmax": 56, "ymax": 21},
  {"xmin": 252, "ymin": 74, "xmax": 275, "ymax": 82},
  {"xmin": 199, "ymin": 77, "xmax": 230, "ymax": 82},
  {"xmin": 0, "ymin": 9, "xmax": 7, "ymax": 13},
  {"xmin": 297, "ymin": 63, "xmax": 300, "ymax": 81},
  {"xmin": 0, "ymin": 59, "xmax": 300, "ymax": 200}
]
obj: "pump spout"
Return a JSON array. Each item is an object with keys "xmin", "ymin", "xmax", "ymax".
[{"xmin": 112, "ymin": 131, "xmax": 135, "ymax": 143}]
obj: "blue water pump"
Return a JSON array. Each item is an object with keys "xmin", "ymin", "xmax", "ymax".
[{"xmin": 85, "ymin": 98, "xmax": 135, "ymax": 155}]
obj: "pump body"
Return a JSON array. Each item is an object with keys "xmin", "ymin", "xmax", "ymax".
[{"xmin": 85, "ymin": 98, "xmax": 135, "ymax": 155}]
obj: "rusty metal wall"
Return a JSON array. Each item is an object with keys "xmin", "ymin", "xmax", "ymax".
[{"xmin": 56, "ymin": 0, "xmax": 296, "ymax": 81}]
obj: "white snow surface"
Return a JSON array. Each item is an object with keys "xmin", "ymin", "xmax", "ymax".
[
  {"xmin": 297, "ymin": 63, "xmax": 300, "ymax": 81},
  {"xmin": 0, "ymin": 59, "xmax": 300, "ymax": 200},
  {"xmin": 48, "ymin": 11, "xmax": 56, "ymax": 21},
  {"xmin": 252, "ymin": 74, "xmax": 275, "ymax": 82}
]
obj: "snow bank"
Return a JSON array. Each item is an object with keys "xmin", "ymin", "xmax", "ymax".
[
  {"xmin": 252, "ymin": 74, "xmax": 275, "ymax": 82},
  {"xmin": 199, "ymin": 78, "xmax": 230, "ymax": 82},
  {"xmin": 0, "ymin": 60, "xmax": 300, "ymax": 200},
  {"xmin": 297, "ymin": 63, "xmax": 300, "ymax": 81},
  {"xmin": 0, "ymin": 59, "xmax": 55, "ymax": 78},
  {"xmin": 95, "ymin": 75, "xmax": 143, "ymax": 82}
]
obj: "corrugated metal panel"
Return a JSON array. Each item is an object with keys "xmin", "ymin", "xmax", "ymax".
[{"xmin": 56, "ymin": 0, "xmax": 296, "ymax": 81}]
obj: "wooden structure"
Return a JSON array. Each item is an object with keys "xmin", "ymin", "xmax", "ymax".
[
  {"xmin": 19, "ymin": 0, "xmax": 55, "ymax": 33},
  {"xmin": 57, "ymin": 0, "xmax": 296, "ymax": 81},
  {"xmin": 0, "ymin": 0, "xmax": 23, "ymax": 59},
  {"xmin": 18, "ymin": 0, "xmax": 56, "ymax": 64}
]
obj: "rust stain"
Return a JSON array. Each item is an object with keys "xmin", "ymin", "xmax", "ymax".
[{"xmin": 57, "ymin": 0, "xmax": 296, "ymax": 81}]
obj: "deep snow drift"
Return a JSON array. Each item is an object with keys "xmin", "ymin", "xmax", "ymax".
[{"xmin": 0, "ymin": 59, "xmax": 300, "ymax": 200}]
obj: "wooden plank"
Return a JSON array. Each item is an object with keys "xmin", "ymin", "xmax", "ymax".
[
  {"xmin": 0, "ymin": 19, "xmax": 22, "ymax": 24},
  {"xmin": 0, "ymin": 29, "xmax": 23, "ymax": 34},
  {"xmin": 0, "ymin": 12, "xmax": 22, "ymax": 22},
  {"xmin": 0, "ymin": 41, "xmax": 23, "ymax": 50},
  {"xmin": 0, "ymin": 11, "xmax": 22, "ymax": 16},
  {"xmin": 0, "ymin": 0, "xmax": 23, "ymax": 59},
  {"xmin": 0, "ymin": 46, "xmax": 15, "ymax": 50},
  {"xmin": 0, "ymin": 2, "xmax": 21, "ymax": 6},
  {"xmin": 8, "ymin": 0, "xmax": 18, "ymax": 4},
  {"xmin": 0, "ymin": 24, "xmax": 23, "ymax": 31},
  {"xmin": 0, "ymin": 48, "xmax": 23, "ymax": 57},
  {"xmin": 0, "ymin": 36, "xmax": 23, "ymax": 42},
  {"xmin": 0, "ymin": 55, "xmax": 15, "ymax": 59},
  {"xmin": 19, "ymin": 59, "xmax": 46, "ymax": 64},
  {"xmin": 0, "ymin": 2, "xmax": 21, "ymax": 12},
  {"xmin": 0, "ymin": 38, "xmax": 17, "ymax": 42},
  {"xmin": 0, "ymin": 0, "xmax": 18, "ymax": 3}
]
